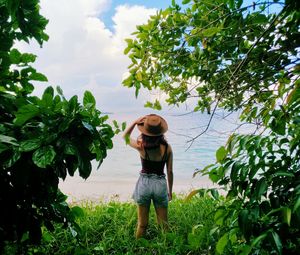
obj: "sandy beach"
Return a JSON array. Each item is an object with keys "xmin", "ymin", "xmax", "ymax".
[{"xmin": 59, "ymin": 175, "xmax": 216, "ymax": 203}]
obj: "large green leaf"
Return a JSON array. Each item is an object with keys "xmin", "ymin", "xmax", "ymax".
[
  {"xmin": 20, "ymin": 139, "xmax": 42, "ymax": 152},
  {"xmin": 29, "ymin": 72, "xmax": 48, "ymax": 81},
  {"xmin": 43, "ymin": 86, "xmax": 54, "ymax": 98},
  {"xmin": 71, "ymin": 206, "xmax": 85, "ymax": 219},
  {"xmin": 21, "ymin": 53, "xmax": 37, "ymax": 63},
  {"xmin": 270, "ymin": 231, "xmax": 282, "ymax": 255},
  {"xmin": 78, "ymin": 155, "xmax": 92, "ymax": 179},
  {"xmin": 0, "ymin": 134, "xmax": 18, "ymax": 146},
  {"xmin": 216, "ymin": 233, "xmax": 228, "ymax": 254},
  {"xmin": 282, "ymin": 207, "xmax": 291, "ymax": 226},
  {"xmin": 216, "ymin": 146, "xmax": 227, "ymax": 162},
  {"xmin": 14, "ymin": 104, "xmax": 40, "ymax": 126},
  {"xmin": 255, "ymin": 178, "xmax": 268, "ymax": 198},
  {"xmin": 83, "ymin": 90, "xmax": 96, "ymax": 108},
  {"xmin": 10, "ymin": 48, "xmax": 22, "ymax": 64},
  {"xmin": 32, "ymin": 146, "xmax": 56, "ymax": 168},
  {"xmin": 251, "ymin": 231, "xmax": 268, "ymax": 247},
  {"xmin": 201, "ymin": 27, "xmax": 222, "ymax": 37},
  {"xmin": 238, "ymin": 209, "xmax": 251, "ymax": 239}
]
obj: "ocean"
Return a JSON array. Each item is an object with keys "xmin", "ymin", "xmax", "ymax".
[{"xmin": 59, "ymin": 110, "xmax": 243, "ymax": 201}]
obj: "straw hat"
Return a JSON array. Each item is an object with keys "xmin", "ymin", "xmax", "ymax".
[{"xmin": 137, "ymin": 114, "xmax": 168, "ymax": 136}]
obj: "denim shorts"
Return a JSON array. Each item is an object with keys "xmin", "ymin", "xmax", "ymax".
[{"xmin": 132, "ymin": 173, "xmax": 168, "ymax": 208}]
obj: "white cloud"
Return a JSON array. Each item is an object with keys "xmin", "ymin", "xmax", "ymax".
[{"xmin": 16, "ymin": 0, "xmax": 157, "ymax": 112}]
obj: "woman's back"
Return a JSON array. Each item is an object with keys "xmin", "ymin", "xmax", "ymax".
[{"xmin": 139, "ymin": 143, "xmax": 168, "ymax": 162}]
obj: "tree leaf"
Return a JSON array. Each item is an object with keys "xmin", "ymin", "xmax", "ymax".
[
  {"xmin": 78, "ymin": 158, "xmax": 92, "ymax": 179},
  {"xmin": 20, "ymin": 139, "xmax": 41, "ymax": 152},
  {"xmin": 124, "ymin": 134, "xmax": 130, "ymax": 145},
  {"xmin": 251, "ymin": 231, "xmax": 268, "ymax": 247},
  {"xmin": 32, "ymin": 146, "xmax": 56, "ymax": 168},
  {"xmin": 136, "ymin": 71, "xmax": 143, "ymax": 81},
  {"xmin": 29, "ymin": 72, "xmax": 48, "ymax": 81},
  {"xmin": 42, "ymin": 86, "xmax": 54, "ymax": 99},
  {"xmin": 185, "ymin": 189, "xmax": 202, "ymax": 201},
  {"xmin": 113, "ymin": 120, "xmax": 119, "ymax": 128},
  {"xmin": 123, "ymin": 46, "xmax": 131, "ymax": 55},
  {"xmin": 83, "ymin": 90, "xmax": 96, "ymax": 108},
  {"xmin": 69, "ymin": 95, "xmax": 79, "ymax": 112},
  {"xmin": 71, "ymin": 206, "xmax": 85, "ymax": 218},
  {"xmin": 209, "ymin": 189, "xmax": 219, "ymax": 200},
  {"xmin": 238, "ymin": 209, "xmax": 250, "ymax": 239},
  {"xmin": 209, "ymin": 168, "xmax": 221, "ymax": 183},
  {"xmin": 121, "ymin": 122, "xmax": 126, "ymax": 131},
  {"xmin": 216, "ymin": 233, "xmax": 228, "ymax": 254},
  {"xmin": 201, "ymin": 27, "xmax": 222, "ymax": 37},
  {"xmin": 216, "ymin": 146, "xmax": 227, "ymax": 162},
  {"xmin": 230, "ymin": 162, "xmax": 240, "ymax": 181},
  {"xmin": 56, "ymin": 86, "xmax": 64, "ymax": 95},
  {"xmin": 0, "ymin": 134, "xmax": 18, "ymax": 146},
  {"xmin": 21, "ymin": 53, "xmax": 37, "ymax": 63},
  {"xmin": 293, "ymin": 196, "xmax": 300, "ymax": 212},
  {"xmin": 283, "ymin": 207, "xmax": 291, "ymax": 226},
  {"xmin": 82, "ymin": 121, "xmax": 94, "ymax": 133},
  {"xmin": 270, "ymin": 230, "xmax": 282, "ymax": 255},
  {"xmin": 14, "ymin": 104, "xmax": 40, "ymax": 126},
  {"xmin": 255, "ymin": 178, "xmax": 268, "ymax": 198},
  {"xmin": 273, "ymin": 171, "xmax": 294, "ymax": 177},
  {"xmin": 193, "ymin": 163, "xmax": 214, "ymax": 177},
  {"xmin": 10, "ymin": 48, "xmax": 22, "ymax": 63}
]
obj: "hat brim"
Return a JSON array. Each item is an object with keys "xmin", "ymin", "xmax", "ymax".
[{"xmin": 137, "ymin": 115, "xmax": 168, "ymax": 136}]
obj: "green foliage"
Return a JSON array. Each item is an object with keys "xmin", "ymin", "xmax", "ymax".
[
  {"xmin": 124, "ymin": 0, "xmax": 300, "ymax": 254},
  {"xmin": 3, "ymin": 196, "xmax": 217, "ymax": 255},
  {"xmin": 123, "ymin": 0, "xmax": 299, "ymax": 113},
  {"xmin": 201, "ymin": 106, "xmax": 300, "ymax": 254},
  {"xmin": 0, "ymin": 0, "xmax": 114, "ymax": 251}
]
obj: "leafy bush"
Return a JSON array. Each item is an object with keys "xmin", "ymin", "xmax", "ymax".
[
  {"xmin": 0, "ymin": 0, "xmax": 114, "ymax": 250},
  {"xmin": 203, "ymin": 88, "xmax": 300, "ymax": 254}
]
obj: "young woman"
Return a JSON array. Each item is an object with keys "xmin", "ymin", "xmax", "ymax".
[{"xmin": 123, "ymin": 114, "xmax": 173, "ymax": 238}]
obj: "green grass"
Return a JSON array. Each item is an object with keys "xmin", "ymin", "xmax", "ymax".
[{"xmin": 18, "ymin": 195, "xmax": 218, "ymax": 255}]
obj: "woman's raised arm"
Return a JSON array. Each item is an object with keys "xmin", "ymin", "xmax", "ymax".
[{"xmin": 122, "ymin": 117, "xmax": 145, "ymax": 150}]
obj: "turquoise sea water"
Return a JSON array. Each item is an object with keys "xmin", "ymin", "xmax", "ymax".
[{"xmin": 59, "ymin": 110, "xmax": 245, "ymax": 201}]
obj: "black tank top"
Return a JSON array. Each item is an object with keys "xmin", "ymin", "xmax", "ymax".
[{"xmin": 140, "ymin": 144, "xmax": 168, "ymax": 176}]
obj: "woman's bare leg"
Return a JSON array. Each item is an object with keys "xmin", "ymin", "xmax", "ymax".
[
  {"xmin": 155, "ymin": 207, "xmax": 168, "ymax": 230},
  {"xmin": 136, "ymin": 205, "xmax": 150, "ymax": 238}
]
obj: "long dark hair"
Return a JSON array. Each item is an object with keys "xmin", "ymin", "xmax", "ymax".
[{"xmin": 139, "ymin": 134, "xmax": 168, "ymax": 149}]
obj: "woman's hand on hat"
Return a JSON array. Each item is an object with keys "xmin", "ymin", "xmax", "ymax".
[{"xmin": 135, "ymin": 116, "xmax": 145, "ymax": 125}]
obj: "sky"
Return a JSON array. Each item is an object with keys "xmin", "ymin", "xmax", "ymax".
[{"xmin": 17, "ymin": 0, "xmax": 172, "ymax": 113}]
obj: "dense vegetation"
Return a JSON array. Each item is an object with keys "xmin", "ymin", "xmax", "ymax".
[
  {"xmin": 1, "ymin": 0, "xmax": 299, "ymax": 254},
  {"xmin": 3, "ymin": 196, "xmax": 218, "ymax": 255},
  {"xmin": 124, "ymin": 0, "xmax": 300, "ymax": 254},
  {"xmin": 0, "ymin": 0, "xmax": 114, "ymax": 251}
]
